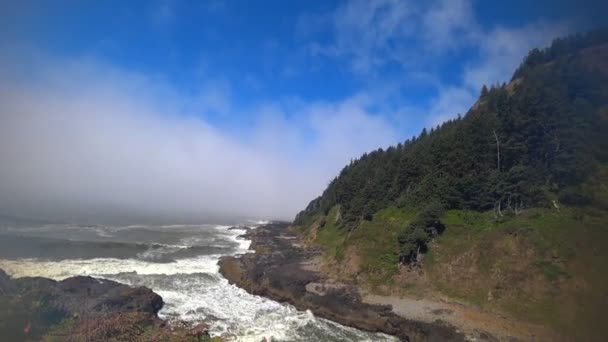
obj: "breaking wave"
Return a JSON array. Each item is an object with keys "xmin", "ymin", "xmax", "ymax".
[{"xmin": 0, "ymin": 223, "xmax": 396, "ymax": 341}]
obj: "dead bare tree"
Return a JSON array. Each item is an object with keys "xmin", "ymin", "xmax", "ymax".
[
  {"xmin": 515, "ymin": 198, "xmax": 523, "ymax": 215},
  {"xmin": 494, "ymin": 200, "xmax": 503, "ymax": 218},
  {"xmin": 492, "ymin": 129, "xmax": 504, "ymax": 219},
  {"xmin": 493, "ymin": 129, "xmax": 501, "ymax": 172}
]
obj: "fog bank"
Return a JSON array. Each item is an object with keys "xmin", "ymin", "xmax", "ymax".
[{"xmin": 0, "ymin": 56, "xmax": 398, "ymax": 224}]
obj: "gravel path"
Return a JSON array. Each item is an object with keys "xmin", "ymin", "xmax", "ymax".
[{"xmin": 363, "ymin": 294, "xmax": 556, "ymax": 341}]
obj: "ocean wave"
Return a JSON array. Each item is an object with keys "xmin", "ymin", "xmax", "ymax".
[
  {"xmin": 247, "ymin": 219, "xmax": 269, "ymax": 225},
  {"xmin": 152, "ymin": 276, "xmax": 397, "ymax": 342},
  {"xmin": 0, "ymin": 224, "xmax": 397, "ymax": 341},
  {"xmin": 0, "ymin": 255, "xmax": 221, "ymax": 280},
  {"xmin": 0, "ymin": 232, "xmax": 242, "ymax": 262}
]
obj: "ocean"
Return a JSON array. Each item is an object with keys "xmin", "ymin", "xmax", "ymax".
[{"xmin": 0, "ymin": 221, "xmax": 397, "ymax": 341}]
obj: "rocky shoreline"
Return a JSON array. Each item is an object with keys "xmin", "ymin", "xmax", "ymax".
[
  {"xmin": 218, "ymin": 222, "xmax": 465, "ymax": 342},
  {"xmin": 0, "ymin": 269, "xmax": 216, "ymax": 341}
]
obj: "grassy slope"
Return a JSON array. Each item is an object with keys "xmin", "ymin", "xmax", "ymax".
[
  {"xmin": 301, "ymin": 169, "xmax": 608, "ymax": 340},
  {"xmin": 428, "ymin": 207, "xmax": 608, "ymax": 339},
  {"xmin": 349, "ymin": 208, "xmax": 415, "ymax": 285}
]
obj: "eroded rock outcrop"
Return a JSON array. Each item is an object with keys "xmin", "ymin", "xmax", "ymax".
[
  {"xmin": 0, "ymin": 268, "xmax": 175, "ymax": 341},
  {"xmin": 219, "ymin": 223, "xmax": 465, "ymax": 342}
]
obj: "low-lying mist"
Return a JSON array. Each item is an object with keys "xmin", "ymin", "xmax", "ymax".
[{"xmin": 0, "ymin": 55, "xmax": 398, "ymax": 225}]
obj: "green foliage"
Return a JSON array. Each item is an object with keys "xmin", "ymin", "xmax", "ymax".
[
  {"xmin": 295, "ymin": 29, "xmax": 608, "ymax": 232},
  {"xmin": 534, "ymin": 260, "xmax": 567, "ymax": 281},
  {"xmin": 291, "ymin": 29, "xmax": 608, "ymax": 340},
  {"xmin": 397, "ymin": 200, "xmax": 445, "ymax": 263},
  {"xmin": 427, "ymin": 206, "xmax": 608, "ymax": 340},
  {"xmin": 512, "ymin": 29, "xmax": 608, "ymax": 79},
  {"xmin": 315, "ymin": 206, "xmax": 346, "ymax": 260},
  {"xmin": 349, "ymin": 207, "xmax": 416, "ymax": 285}
]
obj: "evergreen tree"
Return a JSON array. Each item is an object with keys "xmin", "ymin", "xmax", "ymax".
[{"xmin": 294, "ymin": 29, "xmax": 608, "ymax": 263}]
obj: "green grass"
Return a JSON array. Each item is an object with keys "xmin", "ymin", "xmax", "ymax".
[
  {"xmin": 305, "ymin": 200, "xmax": 608, "ymax": 340},
  {"xmin": 312, "ymin": 206, "xmax": 416, "ymax": 286},
  {"xmin": 315, "ymin": 206, "xmax": 347, "ymax": 261},
  {"xmin": 534, "ymin": 260, "xmax": 567, "ymax": 281},
  {"xmin": 349, "ymin": 207, "xmax": 416, "ymax": 286},
  {"xmin": 427, "ymin": 206, "xmax": 608, "ymax": 340}
]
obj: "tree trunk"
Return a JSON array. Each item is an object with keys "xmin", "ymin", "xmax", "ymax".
[
  {"xmin": 493, "ymin": 129, "xmax": 501, "ymax": 172},
  {"xmin": 494, "ymin": 200, "xmax": 503, "ymax": 218},
  {"xmin": 515, "ymin": 198, "xmax": 524, "ymax": 215}
]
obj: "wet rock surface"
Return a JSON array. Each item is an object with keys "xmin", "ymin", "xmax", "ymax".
[
  {"xmin": 0, "ymin": 269, "xmax": 164, "ymax": 318},
  {"xmin": 218, "ymin": 222, "xmax": 465, "ymax": 342},
  {"xmin": 0, "ymin": 268, "xmax": 165, "ymax": 340}
]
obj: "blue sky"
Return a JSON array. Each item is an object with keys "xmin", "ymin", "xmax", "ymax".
[{"xmin": 0, "ymin": 0, "xmax": 605, "ymax": 222}]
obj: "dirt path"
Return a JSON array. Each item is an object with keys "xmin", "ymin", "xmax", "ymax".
[{"xmin": 363, "ymin": 294, "xmax": 557, "ymax": 341}]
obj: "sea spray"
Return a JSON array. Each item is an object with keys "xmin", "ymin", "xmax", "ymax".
[{"xmin": 0, "ymin": 223, "xmax": 397, "ymax": 341}]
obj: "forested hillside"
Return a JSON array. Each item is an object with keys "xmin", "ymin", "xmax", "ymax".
[
  {"xmin": 296, "ymin": 30, "xmax": 608, "ymax": 263},
  {"xmin": 293, "ymin": 30, "xmax": 608, "ymax": 339}
]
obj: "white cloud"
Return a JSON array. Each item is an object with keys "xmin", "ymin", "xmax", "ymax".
[
  {"xmin": 427, "ymin": 86, "xmax": 476, "ymax": 127},
  {"xmin": 463, "ymin": 21, "xmax": 568, "ymax": 90},
  {"xmin": 301, "ymin": 0, "xmax": 415, "ymax": 73},
  {"xmin": 302, "ymin": 0, "xmax": 480, "ymax": 73},
  {"xmin": 0, "ymin": 1, "xmax": 575, "ymax": 223},
  {"xmin": 422, "ymin": 0, "xmax": 478, "ymax": 50},
  {"xmin": 0, "ymin": 55, "xmax": 398, "ymax": 224},
  {"xmin": 301, "ymin": 0, "xmax": 570, "ymax": 127},
  {"xmin": 427, "ymin": 21, "xmax": 567, "ymax": 125}
]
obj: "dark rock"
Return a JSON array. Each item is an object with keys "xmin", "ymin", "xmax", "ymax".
[
  {"xmin": 9, "ymin": 274, "xmax": 164, "ymax": 318},
  {"xmin": 219, "ymin": 222, "xmax": 465, "ymax": 342},
  {"xmin": 0, "ymin": 269, "xmax": 13, "ymax": 294},
  {"xmin": 228, "ymin": 226, "xmax": 252, "ymax": 231},
  {"xmin": 0, "ymin": 268, "xmax": 164, "ymax": 340}
]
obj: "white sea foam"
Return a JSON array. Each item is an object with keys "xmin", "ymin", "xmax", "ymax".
[
  {"xmin": 136, "ymin": 244, "xmax": 188, "ymax": 260},
  {"xmin": 211, "ymin": 225, "xmax": 252, "ymax": 253},
  {"xmin": 91, "ymin": 226, "xmax": 114, "ymax": 238},
  {"xmin": 0, "ymin": 224, "xmax": 398, "ymax": 341},
  {"xmin": 0, "ymin": 255, "xmax": 220, "ymax": 280},
  {"xmin": 227, "ymin": 231, "xmax": 252, "ymax": 252},
  {"xmin": 155, "ymin": 278, "xmax": 314, "ymax": 341},
  {"xmin": 247, "ymin": 219, "xmax": 269, "ymax": 225}
]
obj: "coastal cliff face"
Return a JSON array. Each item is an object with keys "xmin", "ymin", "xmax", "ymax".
[
  {"xmin": 0, "ymin": 269, "xmax": 217, "ymax": 342},
  {"xmin": 287, "ymin": 31, "xmax": 608, "ymax": 341},
  {"xmin": 218, "ymin": 223, "xmax": 465, "ymax": 342}
]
